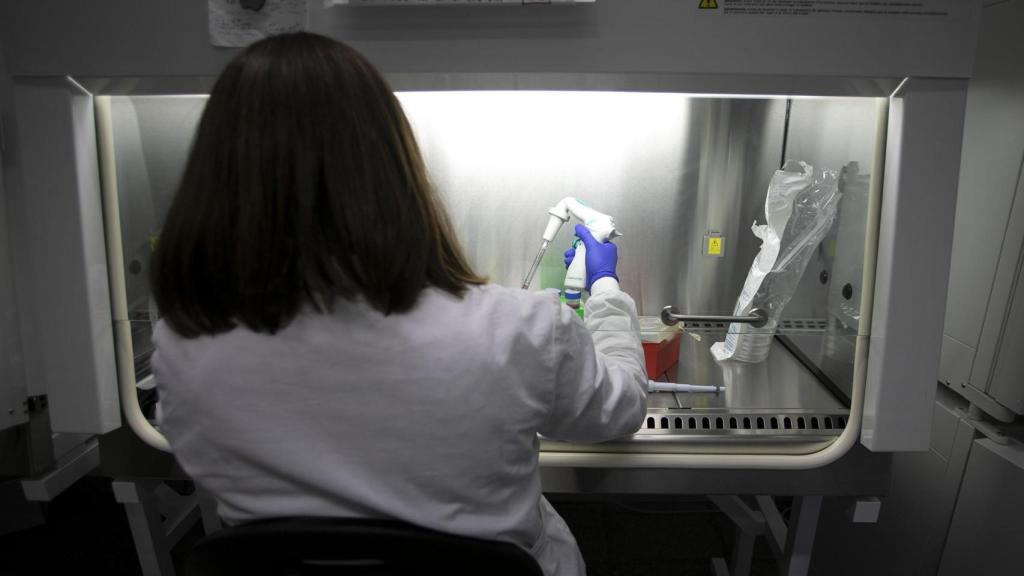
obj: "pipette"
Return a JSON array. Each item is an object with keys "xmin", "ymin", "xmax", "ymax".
[
  {"xmin": 647, "ymin": 381, "xmax": 724, "ymax": 394},
  {"xmin": 521, "ymin": 197, "xmax": 619, "ymax": 291}
]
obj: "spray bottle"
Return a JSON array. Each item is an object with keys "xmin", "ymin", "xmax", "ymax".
[{"xmin": 521, "ymin": 197, "xmax": 620, "ymax": 309}]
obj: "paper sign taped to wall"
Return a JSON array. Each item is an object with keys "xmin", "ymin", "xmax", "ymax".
[{"xmin": 209, "ymin": 0, "xmax": 307, "ymax": 48}]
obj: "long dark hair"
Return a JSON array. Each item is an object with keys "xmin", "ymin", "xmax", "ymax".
[{"xmin": 151, "ymin": 32, "xmax": 485, "ymax": 338}]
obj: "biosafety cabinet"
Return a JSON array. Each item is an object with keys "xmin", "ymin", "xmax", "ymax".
[{"xmin": 0, "ymin": 1, "xmax": 982, "ymax": 475}]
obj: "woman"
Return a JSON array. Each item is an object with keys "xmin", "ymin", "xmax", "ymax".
[{"xmin": 151, "ymin": 32, "xmax": 647, "ymax": 576}]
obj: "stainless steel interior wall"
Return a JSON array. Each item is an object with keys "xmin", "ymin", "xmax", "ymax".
[
  {"xmin": 781, "ymin": 97, "xmax": 884, "ymax": 398},
  {"xmin": 108, "ymin": 92, "xmax": 879, "ymax": 324},
  {"xmin": 402, "ymin": 91, "xmax": 788, "ymax": 317},
  {"xmin": 784, "ymin": 97, "xmax": 882, "ymax": 322},
  {"xmin": 110, "ymin": 97, "xmax": 204, "ymax": 314},
  {"xmin": 109, "ymin": 96, "xmax": 205, "ymax": 375}
]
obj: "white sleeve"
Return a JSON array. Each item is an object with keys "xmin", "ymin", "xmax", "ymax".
[{"xmin": 539, "ymin": 281, "xmax": 648, "ymax": 443}]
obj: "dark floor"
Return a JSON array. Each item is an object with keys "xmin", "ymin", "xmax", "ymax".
[
  {"xmin": 551, "ymin": 496, "xmax": 778, "ymax": 576},
  {"xmin": 0, "ymin": 478, "xmax": 198, "ymax": 576},
  {"xmin": 0, "ymin": 479, "xmax": 777, "ymax": 575}
]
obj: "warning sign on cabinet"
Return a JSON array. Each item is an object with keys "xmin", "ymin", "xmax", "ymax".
[{"xmin": 703, "ymin": 0, "xmax": 966, "ymax": 19}]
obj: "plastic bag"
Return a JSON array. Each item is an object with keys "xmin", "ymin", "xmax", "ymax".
[{"xmin": 711, "ymin": 161, "xmax": 841, "ymax": 362}]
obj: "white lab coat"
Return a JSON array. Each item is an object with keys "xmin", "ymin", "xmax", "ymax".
[{"xmin": 152, "ymin": 279, "xmax": 647, "ymax": 576}]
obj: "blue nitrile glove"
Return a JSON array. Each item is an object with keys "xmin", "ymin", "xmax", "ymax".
[{"xmin": 573, "ymin": 223, "xmax": 618, "ymax": 291}]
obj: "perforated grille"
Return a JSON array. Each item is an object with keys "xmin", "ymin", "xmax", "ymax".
[
  {"xmin": 778, "ymin": 318, "xmax": 829, "ymax": 333},
  {"xmin": 681, "ymin": 318, "xmax": 828, "ymax": 334},
  {"xmin": 639, "ymin": 411, "xmax": 848, "ymax": 436}
]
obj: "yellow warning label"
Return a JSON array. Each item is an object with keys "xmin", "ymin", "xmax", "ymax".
[
  {"xmin": 708, "ymin": 236, "xmax": 723, "ymax": 256},
  {"xmin": 699, "ymin": 0, "xmax": 719, "ymax": 9}
]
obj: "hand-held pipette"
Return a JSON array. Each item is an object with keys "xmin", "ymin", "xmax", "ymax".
[
  {"xmin": 521, "ymin": 197, "xmax": 620, "ymax": 295},
  {"xmin": 647, "ymin": 381, "xmax": 724, "ymax": 394}
]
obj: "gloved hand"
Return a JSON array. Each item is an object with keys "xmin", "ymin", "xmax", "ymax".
[{"xmin": 563, "ymin": 223, "xmax": 618, "ymax": 291}]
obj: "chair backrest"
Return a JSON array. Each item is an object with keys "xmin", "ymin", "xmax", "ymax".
[{"xmin": 186, "ymin": 517, "xmax": 544, "ymax": 576}]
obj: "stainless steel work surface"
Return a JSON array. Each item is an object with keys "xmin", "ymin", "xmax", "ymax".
[
  {"xmin": 542, "ymin": 332, "xmax": 849, "ymax": 455},
  {"xmin": 657, "ymin": 335, "xmax": 845, "ymax": 412}
]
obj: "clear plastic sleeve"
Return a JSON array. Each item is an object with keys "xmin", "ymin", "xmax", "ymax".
[{"xmin": 711, "ymin": 161, "xmax": 841, "ymax": 363}]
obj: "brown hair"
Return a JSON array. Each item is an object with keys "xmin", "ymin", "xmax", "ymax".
[{"xmin": 151, "ymin": 32, "xmax": 484, "ymax": 338}]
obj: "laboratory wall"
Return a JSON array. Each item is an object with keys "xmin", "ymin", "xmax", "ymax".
[
  {"xmin": 810, "ymin": 390, "xmax": 1024, "ymax": 576},
  {"xmin": 940, "ymin": 0, "xmax": 1024, "ymax": 420},
  {"xmin": 809, "ymin": 387, "xmax": 991, "ymax": 575},
  {"xmin": 0, "ymin": 30, "xmax": 28, "ymax": 433},
  {"xmin": 0, "ymin": 1, "xmax": 979, "ymax": 80},
  {"xmin": 810, "ymin": 1, "xmax": 1024, "ymax": 571},
  {"xmin": 936, "ymin": 435, "xmax": 1024, "ymax": 575}
]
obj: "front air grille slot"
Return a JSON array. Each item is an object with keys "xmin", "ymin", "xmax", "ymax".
[
  {"xmin": 637, "ymin": 410, "xmax": 849, "ymax": 437},
  {"xmin": 684, "ymin": 318, "xmax": 827, "ymax": 334},
  {"xmin": 778, "ymin": 318, "xmax": 829, "ymax": 333}
]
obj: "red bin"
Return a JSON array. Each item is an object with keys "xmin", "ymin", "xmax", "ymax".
[{"xmin": 642, "ymin": 331, "xmax": 682, "ymax": 380}]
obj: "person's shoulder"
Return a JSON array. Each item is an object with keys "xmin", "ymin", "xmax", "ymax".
[
  {"xmin": 152, "ymin": 318, "xmax": 220, "ymax": 347},
  {"xmin": 151, "ymin": 318, "xmax": 180, "ymax": 349},
  {"xmin": 431, "ymin": 283, "xmax": 561, "ymax": 326},
  {"xmin": 151, "ymin": 318, "xmax": 237, "ymax": 365},
  {"xmin": 465, "ymin": 283, "xmax": 560, "ymax": 309}
]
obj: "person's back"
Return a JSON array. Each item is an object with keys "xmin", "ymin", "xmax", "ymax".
[{"xmin": 149, "ymin": 32, "xmax": 647, "ymax": 576}]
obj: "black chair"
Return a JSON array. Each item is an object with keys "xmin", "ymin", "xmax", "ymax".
[{"xmin": 186, "ymin": 517, "xmax": 544, "ymax": 576}]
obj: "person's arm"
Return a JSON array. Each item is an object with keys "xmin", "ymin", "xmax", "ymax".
[{"xmin": 539, "ymin": 227, "xmax": 647, "ymax": 443}]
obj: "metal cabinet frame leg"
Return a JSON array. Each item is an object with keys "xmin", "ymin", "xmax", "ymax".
[
  {"xmin": 197, "ymin": 488, "xmax": 222, "ymax": 534},
  {"xmin": 112, "ymin": 480, "xmax": 203, "ymax": 576},
  {"xmin": 710, "ymin": 495, "xmax": 824, "ymax": 576},
  {"xmin": 709, "ymin": 495, "xmax": 765, "ymax": 576},
  {"xmin": 780, "ymin": 496, "xmax": 822, "ymax": 576},
  {"xmin": 755, "ymin": 495, "xmax": 823, "ymax": 576}
]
